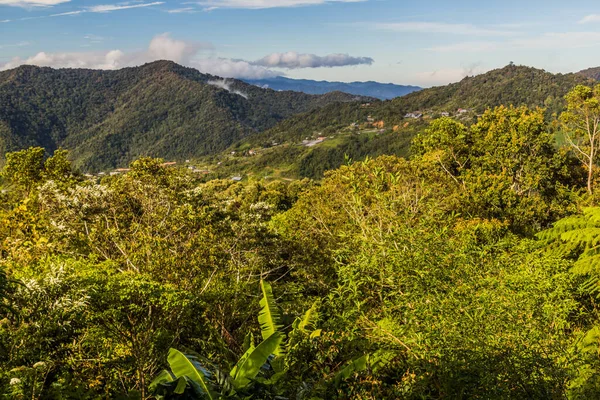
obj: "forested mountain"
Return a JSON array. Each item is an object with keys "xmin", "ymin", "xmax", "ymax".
[
  {"xmin": 212, "ymin": 64, "xmax": 595, "ymax": 180},
  {"xmin": 254, "ymin": 64, "xmax": 594, "ymax": 145},
  {"xmin": 244, "ymin": 76, "xmax": 422, "ymax": 99},
  {"xmin": 579, "ymin": 66, "xmax": 600, "ymax": 81},
  {"xmin": 0, "ymin": 61, "xmax": 367, "ymax": 171}
]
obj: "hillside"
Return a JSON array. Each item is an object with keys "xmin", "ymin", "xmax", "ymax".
[
  {"xmin": 244, "ymin": 76, "xmax": 421, "ymax": 100},
  {"xmin": 578, "ymin": 66, "xmax": 600, "ymax": 81},
  {"xmin": 0, "ymin": 61, "xmax": 368, "ymax": 171},
  {"xmin": 213, "ymin": 64, "xmax": 594, "ymax": 180},
  {"xmin": 253, "ymin": 64, "xmax": 594, "ymax": 145}
]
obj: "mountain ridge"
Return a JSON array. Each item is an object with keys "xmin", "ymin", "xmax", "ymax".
[
  {"xmin": 0, "ymin": 60, "xmax": 371, "ymax": 171},
  {"xmin": 244, "ymin": 76, "xmax": 421, "ymax": 100}
]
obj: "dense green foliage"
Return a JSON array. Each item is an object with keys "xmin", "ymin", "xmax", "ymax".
[
  {"xmin": 0, "ymin": 61, "xmax": 366, "ymax": 171},
  {"xmin": 6, "ymin": 85, "xmax": 600, "ymax": 399}
]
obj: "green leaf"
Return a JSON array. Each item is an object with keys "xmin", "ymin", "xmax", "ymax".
[
  {"xmin": 333, "ymin": 350, "xmax": 395, "ymax": 387},
  {"xmin": 294, "ymin": 301, "xmax": 319, "ymax": 333},
  {"xmin": 258, "ymin": 280, "xmax": 283, "ymax": 341},
  {"xmin": 334, "ymin": 355, "xmax": 368, "ymax": 386},
  {"xmin": 174, "ymin": 377, "xmax": 188, "ymax": 394},
  {"xmin": 149, "ymin": 369, "xmax": 174, "ymax": 393},
  {"xmin": 232, "ymin": 331, "xmax": 284, "ymax": 389},
  {"xmin": 243, "ymin": 332, "xmax": 254, "ymax": 353},
  {"xmin": 230, "ymin": 340, "xmax": 255, "ymax": 379},
  {"xmin": 310, "ymin": 329, "xmax": 322, "ymax": 339},
  {"xmin": 167, "ymin": 348, "xmax": 214, "ymax": 400}
]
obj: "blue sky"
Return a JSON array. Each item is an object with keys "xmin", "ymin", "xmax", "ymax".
[{"xmin": 2, "ymin": 0, "xmax": 600, "ymax": 86}]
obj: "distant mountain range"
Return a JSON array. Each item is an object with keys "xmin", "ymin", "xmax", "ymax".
[
  {"xmin": 244, "ymin": 76, "xmax": 421, "ymax": 100},
  {"xmin": 0, "ymin": 61, "xmax": 370, "ymax": 171}
]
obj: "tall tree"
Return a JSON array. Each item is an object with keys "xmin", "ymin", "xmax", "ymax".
[{"xmin": 561, "ymin": 84, "xmax": 600, "ymax": 195}]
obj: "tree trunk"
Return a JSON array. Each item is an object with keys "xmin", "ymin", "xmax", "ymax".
[{"xmin": 589, "ymin": 161, "xmax": 594, "ymax": 195}]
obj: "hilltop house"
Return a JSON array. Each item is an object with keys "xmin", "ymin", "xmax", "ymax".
[
  {"xmin": 404, "ymin": 112, "xmax": 423, "ymax": 119},
  {"xmin": 457, "ymin": 108, "xmax": 469, "ymax": 114}
]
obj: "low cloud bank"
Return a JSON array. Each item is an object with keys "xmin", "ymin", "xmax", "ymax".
[{"xmin": 1, "ymin": 34, "xmax": 374, "ymax": 80}]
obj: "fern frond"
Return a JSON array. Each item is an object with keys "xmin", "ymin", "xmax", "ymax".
[{"xmin": 293, "ymin": 301, "xmax": 320, "ymax": 333}]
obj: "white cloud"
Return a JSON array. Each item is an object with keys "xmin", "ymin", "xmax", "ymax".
[
  {"xmin": 87, "ymin": 1, "xmax": 164, "ymax": 12},
  {"xmin": 0, "ymin": 33, "xmax": 278, "ymax": 79},
  {"xmin": 207, "ymin": 78, "xmax": 248, "ymax": 98},
  {"xmin": 372, "ymin": 21, "xmax": 518, "ymax": 37},
  {"xmin": 49, "ymin": 10, "xmax": 82, "ymax": 16},
  {"xmin": 253, "ymin": 51, "xmax": 373, "ymax": 68},
  {"xmin": 1, "ymin": 19, "xmax": 10, "ymax": 22},
  {"xmin": 0, "ymin": 33, "xmax": 374, "ymax": 79},
  {"xmin": 0, "ymin": 0, "xmax": 68, "ymax": 6},
  {"xmin": 579, "ymin": 14, "xmax": 600, "ymax": 24},
  {"xmin": 1, "ymin": 50, "xmax": 125, "ymax": 70},
  {"xmin": 193, "ymin": 58, "xmax": 278, "ymax": 78},
  {"xmin": 195, "ymin": 0, "xmax": 364, "ymax": 9},
  {"xmin": 167, "ymin": 7, "xmax": 195, "ymax": 13},
  {"xmin": 147, "ymin": 33, "xmax": 207, "ymax": 64}
]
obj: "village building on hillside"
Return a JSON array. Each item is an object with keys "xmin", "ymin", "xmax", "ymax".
[
  {"xmin": 404, "ymin": 112, "xmax": 423, "ymax": 119},
  {"xmin": 441, "ymin": 111, "xmax": 450, "ymax": 117}
]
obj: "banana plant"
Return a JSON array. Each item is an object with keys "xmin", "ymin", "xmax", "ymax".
[
  {"xmin": 150, "ymin": 280, "xmax": 315, "ymax": 398},
  {"xmin": 149, "ymin": 349, "xmax": 216, "ymax": 399},
  {"xmin": 150, "ymin": 280, "xmax": 376, "ymax": 399}
]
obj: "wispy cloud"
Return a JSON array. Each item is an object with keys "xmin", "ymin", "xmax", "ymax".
[
  {"xmin": 0, "ymin": 0, "xmax": 69, "ymax": 6},
  {"xmin": 414, "ymin": 64, "xmax": 488, "ymax": 86},
  {"xmin": 207, "ymin": 78, "xmax": 248, "ymax": 98},
  {"xmin": 87, "ymin": 2, "xmax": 164, "ymax": 12},
  {"xmin": 513, "ymin": 31, "xmax": 600, "ymax": 49},
  {"xmin": 428, "ymin": 30, "xmax": 600, "ymax": 55},
  {"xmin": 194, "ymin": 0, "xmax": 365, "ymax": 10},
  {"xmin": 253, "ymin": 51, "xmax": 373, "ymax": 68},
  {"xmin": 6, "ymin": 1, "xmax": 164, "ymax": 23},
  {"xmin": 426, "ymin": 41, "xmax": 500, "ymax": 53},
  {"xmin": 83, "ymin": 34, "xmax": 106, "ymax": 44},
  {"xmin": 579, "ymin": 14, "xmax": 600, "ymax": 24},
  {"xmin": 372, "ymin": 21, "xmax": 519, "ymax": 37},
  {"xmin": 167, "ymin": 7, "xmax": 195, "ymax": 13},
  {"xmin": 49, "ymin": 10, "xmax": 81, "ymax": 16},
  {"xmin": 0, "ymin": 41, "xmax": 30, "ymax": 49}
]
